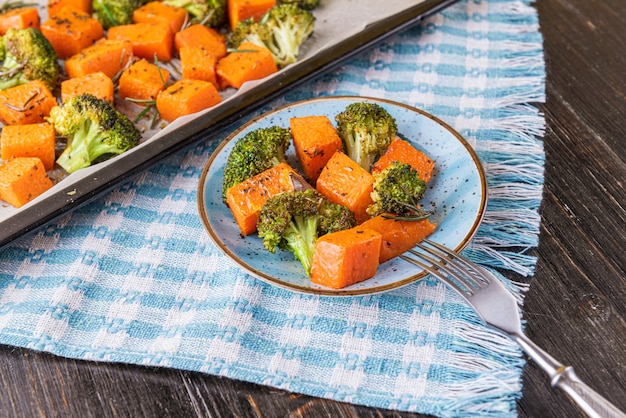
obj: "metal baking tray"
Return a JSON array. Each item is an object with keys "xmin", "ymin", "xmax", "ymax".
[{"xmin": 0, "ymin": 0, "xmax": 458, "ymax": 250}]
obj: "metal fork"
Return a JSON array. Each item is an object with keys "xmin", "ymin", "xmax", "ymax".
[{"xmin": 401, "ymin": 239, "xmax": 626, "ymax": 418}]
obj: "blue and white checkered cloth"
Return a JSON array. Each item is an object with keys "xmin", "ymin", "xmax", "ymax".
[{"xmin": 0, "ymin": 0, "xmax": 545, "ymax": 416}]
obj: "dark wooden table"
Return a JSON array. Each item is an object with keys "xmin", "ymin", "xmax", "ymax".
[{"xmin": 1, "ymin": 0, "xmax": 624, "ymax": 416}]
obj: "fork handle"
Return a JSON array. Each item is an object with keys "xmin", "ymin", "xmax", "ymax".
[{"xmin": 514, "ymin": 333, "xmax": 626, "ymax": 418}]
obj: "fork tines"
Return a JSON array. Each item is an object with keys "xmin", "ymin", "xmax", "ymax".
[{"xmin": 401, "ymin": 239, "xmax": 490, "ymax": 297}]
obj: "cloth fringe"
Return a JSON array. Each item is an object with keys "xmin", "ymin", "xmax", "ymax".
[
  {"xmin": 432, "ymin": 1, "xmax": 546, "ymax": 413},
  {"xmin": 466, "ymin": 20, "xmax": 545, "ymax": 276}
]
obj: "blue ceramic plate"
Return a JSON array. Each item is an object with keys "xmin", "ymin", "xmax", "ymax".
[{"xmin": 198, "ymin": 97, "xmax": 487, "ymax": 296}]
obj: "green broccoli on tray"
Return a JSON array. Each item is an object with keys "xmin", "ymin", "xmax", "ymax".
[
  {"xmin": 49, "ymin": 94, "xmax": 141, "ymax": 174},
  {"xmin": 163, "ymin": 0, "xmax": 227, "ymax": 27},
  {"xmin": 0, "ymin": 28, "xmax": 59, "ymax": 92},
  {"xmin": 229, "ymin": 4, "xmax": 315, "ymax": 68},
  {"xmin": 92, "ymin": 0, "xmax": 142, "ymax": 29}
]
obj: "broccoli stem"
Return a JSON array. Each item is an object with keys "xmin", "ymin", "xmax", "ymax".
[
  {"xmin": 0, "ymin": 76, "xmax": 21, "ymax": 91},
  {"xmin": 0, "ymin": 54, "xmax": 27, "ymax": 90},
  {"xmin": 283, "ymin": 215, "xmax": 318, "ymax": 275},
  {"xmin": 56, "ymin": 120, "xmax": 122, "ymax": 173},
  {"xmin": 344, "ymin": 132, "xmax": 373, "ymax": 171},
  {"xmin": 271, "ymin": 22, "xmax": 297, "ymax": 65}
]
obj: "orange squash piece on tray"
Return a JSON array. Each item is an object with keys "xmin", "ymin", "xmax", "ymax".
[
  {"xmin": 40, "ymin": 6, "xmax": 104, "ymax": 59},
  {"xmin": 0, "ymin": 123, "xmax": 56, "ymax": 171},
  {"xmin": 360, "ymin": 215, "xmax": 437, "ymax": 263},
  {"xmin": 48, "ymin": 0, "xmax": 92, "ymax": 17},
  {"xmin": 316, "ymin": 151, "xmax": 375, "ymax": 224},
  {"xmin": 156, "ymin": 79, "xmax": 221, "ymax": 122},
  {"xmin": 0, "ymin": 7, "xmax": 40, "ymax": 34},
  {"xmin": 61, "ymin": 71, "xmax": 114, "ymax": 104},
  {"xmin": 0, "ymin": 157, "xmax": 53, "ymax": 208},
  {"xmin": 225, "ymin": 162, "xmax": 300, "ymax": 236},
  {"xmin": 372, "ymin": 136, "xmax": 435, "ymax": 183},
  {"xmin": 119, "ymin": 59, "xmax": 170, "ymax": 103},
  {"xmin": 228, "ymin": 0, "xmax": 276, "ymax": 30},
  {"xmin": 133, "ymin": 1, "xmax": 188, "ymax": 34},
  {"xmin": 174, "ymin": 24, "xmax": 227, "ymax": 59},
  {"xmin": 0, "ymin": 80, "xmax": 58, "ymax": 126},
  {"xmin": 290, "ymin": 115, "xmax": 343, "ymax": 184},
  {"xmin": 107, "ymin": 22, "xmax": 174, "ymax": 62},
  {"xmin": 216, "ymin": 41, "xmax": 277, "ymax": 89},
  {"xmin": 179, "ymin": 46, "xmax": 218, "ymax": 86},
  {"xmin": 64, "ymin": 38, "xmax": 133, "ymax": 79},
  {"xmin": 310, "ymin": 226, "xmax": 382, "ymax": 289}
]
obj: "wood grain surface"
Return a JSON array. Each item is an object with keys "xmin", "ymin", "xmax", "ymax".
[{"xmin": 1, "ymin": 0, "xmax": 625, "ymax": 417}]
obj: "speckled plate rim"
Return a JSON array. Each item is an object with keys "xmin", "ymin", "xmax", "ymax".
[{"xmin": 198, "ymin": 96, "xmax": 487, "ymax": 296}]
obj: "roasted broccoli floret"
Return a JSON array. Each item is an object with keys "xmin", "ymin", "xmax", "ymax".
[
  {"xmin": 92, "ymin": 0, "xmax": 142, "ymax": 29},
  {"xmin": 334, "ymin": 102, "xmax": 398, "ymax": 172},
  {"xmin": 258, "ymin": 189, "xmax": 356, "ymax": 275},
  {"xmin": 229, "ymin": 4, "xmax": 314, "ymax": 68},
  {"xmin": 263, "ymin": 4, "xmax": 315, "ymax": 67},
  {"xmin": 162, "ymin": 0, "xmax": 227, "ymax": 27},
  {"xmin": 0, "ymin": 28, "xmax": 59, "ymax": 91},
  {"xmin": 367, "ymin": 161, "xmax": 432, "ymax": 221},
  {"xmin": 49, "ymin": 94, "xmax": 141, "ymax": 174},
  {"xmin": 279, "ymin": 0, "xmax": 320, "ymax": 10},
  {"xmin": 228, "ymin": 17, "xmax": 266, "ymax": 50},
  {"xmin": 221, "ymin": 126, "xmax": 292, "ymax": 202}
]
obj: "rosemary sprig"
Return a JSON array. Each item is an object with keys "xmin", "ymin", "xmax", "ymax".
[
  {"xmin": 0, "ymin": 1, "xmax": 37, "ymax": 13},
  {"xmin": 125, "ymin": 98, "xmax": 160, "ymax": 130}
]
